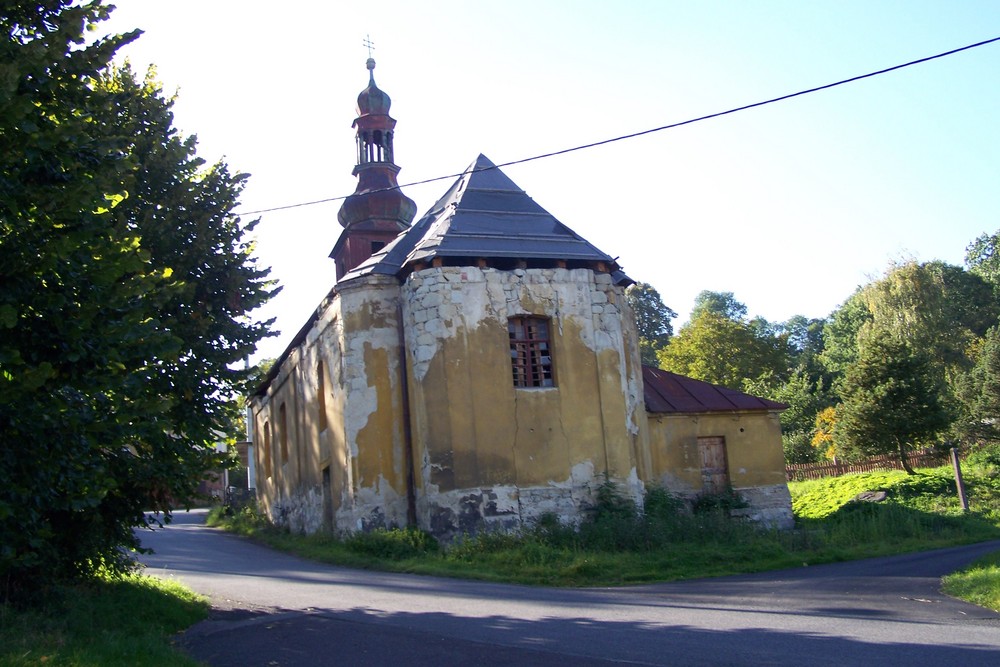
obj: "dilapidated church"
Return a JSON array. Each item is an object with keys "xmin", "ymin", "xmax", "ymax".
[{"xmin": 249, "ymin": 59, "xmax": 794, "ymax": 538}]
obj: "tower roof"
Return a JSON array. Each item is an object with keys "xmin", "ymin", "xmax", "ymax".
[
  {"xmin": 331, "ymin": 58, "xmax": 415, "ymax": 278},
  {"xmin": 356, "ymin": 57, "xmax": 391, "ymax": 116},
  {"xmin": 340, "ymin": 154, "xmax": 631, "ymax": 284}
]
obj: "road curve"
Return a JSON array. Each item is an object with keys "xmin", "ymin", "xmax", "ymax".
[{"xmin": 140, "ymin": 510, "xmax": 1000, "ymax": 666}]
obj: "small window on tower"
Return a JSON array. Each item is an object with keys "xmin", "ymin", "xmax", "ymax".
[
  {"xmin": 508, "ymin": 316, "xmax": 554, "ymax": 388},
  {"xmin": 371, "ymin": 240, "xmax": 386, "ymax": 253}
]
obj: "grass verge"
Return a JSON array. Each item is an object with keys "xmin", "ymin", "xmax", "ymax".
[
  {"xmin": 942, "ymin": 551, "xmax": 1000, "ymax": 612},
  {"xmin": 0, "ymin": 572, "xmax": 208, "ymax": 667},
  {"xmin": 210, "ymin": 460, "xmax": 1000, "ymax": 589}
]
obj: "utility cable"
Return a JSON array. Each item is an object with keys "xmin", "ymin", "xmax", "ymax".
[{"xmin": 236, "ymin": 35, "xmax": 1000, "ymax": 218}]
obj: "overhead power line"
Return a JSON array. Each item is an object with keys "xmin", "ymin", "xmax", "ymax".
[{"xmin": 236, "ymin": 35, "xmax": 1000, "ymax": 218}]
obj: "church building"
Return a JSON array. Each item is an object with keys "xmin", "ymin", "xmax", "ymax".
[{"xmin": 249, "ymin": 59, "xmax": 794, "ymax": 537}]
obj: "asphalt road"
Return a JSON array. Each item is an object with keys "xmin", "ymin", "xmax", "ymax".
[{"xmin": 139, "ymin": 510, "xmax": 1000, "ymax": 666}]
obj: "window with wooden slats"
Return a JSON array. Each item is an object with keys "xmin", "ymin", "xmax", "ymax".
[{"xmin": 508, "ymin": 316, "xmax": 554, "ymax": 388}]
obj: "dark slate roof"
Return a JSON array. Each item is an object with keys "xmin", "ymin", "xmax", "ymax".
[
  {"xmin": 643, "ymin": 366, "xmax": 788, "ymax": 414},
  {"xmin": 341, "ymin": 154, "xmax": 630, "ymax": 283}
]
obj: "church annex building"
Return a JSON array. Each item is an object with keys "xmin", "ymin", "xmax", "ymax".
[{"xmin": 249, "ymin": 59, "xmax": 794, "ymax": 538}]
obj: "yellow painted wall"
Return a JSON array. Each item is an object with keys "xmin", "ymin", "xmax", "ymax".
[
  {"xmin": 251, "ymin": 263, "xmax": 788, "ymax": 535},
  {"xmin": 646, "ymin": 410, "xmax": 786, "ymax": 494},
  {"xmin": 404, "ymin": 267, "xmax": 645, "ymax": 503}
]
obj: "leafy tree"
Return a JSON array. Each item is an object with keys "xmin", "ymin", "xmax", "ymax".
[
  {"xmin": 966, "ymin": 229, "xmax": 1000, "ymax": 288},
  {"xmin": 811, "ymin": 406, "xmax": 838, "ymax": 461},
  {"xmin": 953, "ymin": 326, "xmax": 1000, "ymax": 445},
  {"xmin": 0, "ymin": 2, "xmax": 274, "ymax": 598},
  {"xmin": 820, "ymin": 289, "xmax": 871, "ymax": 379},
  {"xmin": 782, "ymin": 315, "xmax": 829, "ymax": 381},
  {"xmin": 822, "ymin": 261, "xmax": 997, "ymax": 428},
  {"xmin": 860, "ymin": 261, "xmax": 996, "ymax": 375},
  {"xmin": 96, "ymin": 62, "xmax": 275, "ymax": 451},
  {"xmin": 757, "ymin": 368, "xmax": 832, "ymax": 464},
  {"xmin": 658, "ymin": 310, "xmax": 788, "ymax": 391},
  {"xmin": 741, "ymin": 315, "xmax": 832, "ymax": 464},
  {"xmin": 690, "ymin": 290, "xmax": 748, "ymax": 321},
  {"xmin": 836, "ymin": 328, "xmax": 952, "ymax": 474},
  {"xmin": 625, "ymin": 282, "xmax": 676, "ymax": 366}
]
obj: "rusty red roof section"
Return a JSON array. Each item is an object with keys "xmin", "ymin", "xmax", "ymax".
[{"xmin": 643, "ymin": 366, "xmax": 787, "ymax": 414}]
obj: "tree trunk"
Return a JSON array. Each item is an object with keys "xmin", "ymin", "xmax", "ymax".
[{"xmin": 897, "ymin": 442, "xmax": 916, "ymax": 475}]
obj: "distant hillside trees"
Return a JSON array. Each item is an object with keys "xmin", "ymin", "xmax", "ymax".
[{"xmin": 640, "ymin": 243, "xmax": 1000, "ymax": 469}]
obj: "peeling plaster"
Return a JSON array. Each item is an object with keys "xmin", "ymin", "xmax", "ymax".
[{"xmin": 253, "ymin": 262, "xmax": 793, "ymax": 540}]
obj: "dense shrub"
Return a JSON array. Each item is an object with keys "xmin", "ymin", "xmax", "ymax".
[
  {"xmin": 691, "ymin": 487, "xmax": 749, "ymax": 514},
  {"xmin": 345, "ymin": 528, "xmax": 440, "ymax": 560},
  {"xmin": 965, "ymin": 443, "xmax": 1000, "ymax": 472}
]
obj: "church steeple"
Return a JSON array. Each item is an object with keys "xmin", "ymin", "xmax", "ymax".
[{"xmin": 330, "ymin": 57, "xmax": 417, "ymax": 280}]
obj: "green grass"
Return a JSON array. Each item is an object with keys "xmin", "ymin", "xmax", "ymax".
[
  {"xmin": 0, "ymin": 572, "xmax": 208, "ymax": 667},
  {"xmin": 209, "ymin": 462, "xmax": 1000, "ymax": 589},
  {"xmin": 790, "ymin": 466, "xmax": 1000, "ymax": 520},
  {"xmin": 7, "ymin": 461, "xmax": 995, "ymax": 667},
  {"xmin": 942, "ymin": 551, "xmax": 1000, "ymax": 612}
]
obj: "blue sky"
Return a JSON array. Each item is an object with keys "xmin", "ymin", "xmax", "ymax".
[{"xmin": 101, "ymin": 1, "xmax": 1000, "ymax": 361}]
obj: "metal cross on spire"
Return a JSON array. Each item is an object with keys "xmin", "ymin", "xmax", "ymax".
[{"xmin": 363, "ymin": 35, "xmax": 375, "ymax": 59}]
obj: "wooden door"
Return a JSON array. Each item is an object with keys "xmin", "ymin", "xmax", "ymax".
[{"xmin": 698, "ymin": 436, "xmax": 729, "ymax": 493}]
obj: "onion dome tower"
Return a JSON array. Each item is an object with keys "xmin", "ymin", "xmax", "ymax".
[{"xmin": 330, "ymin": 57, "xmax": 417, "ymax": 280}]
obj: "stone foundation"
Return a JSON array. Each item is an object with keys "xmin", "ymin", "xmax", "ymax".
[
  {"xmin": 731, "ymin": 484, "xmax": 795, "ymax": 529},
  {"xmin": 270, "ymin": 485, "xmax": 324, "ymax": 535},
  {"xmin": 417, "ymin": 462, "xmax": 646, "ymax": 540}
]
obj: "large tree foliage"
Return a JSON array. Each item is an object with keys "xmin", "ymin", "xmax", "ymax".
[
  {"xmin": 625, "ymin": 282, "xmax": 676, "ymax": 366},
  {"xmin": 836, "ymin": 328, "xmax": 952, "ymax": 474},
  {"xmin": 690, "ymin": 290, "xmax": 748, "ymax": 321},
  {"xmin": 758, "ymin": 367, "xmax": 833, "ymax": 464},
  {"xmin": 818, "ymin": 260, "xmax": 997, "ymax": 464},
  {"xmin": 658, "ymin": 294, "xmax": 788, "ymax": 391},
  {"xmin": 819, "ymin": 289, "xmax": 871, "ymax": 378},
  {"xmin": 823, "ymin": 261, "xmax": 996, "ymax": 383},
  {"xmin": 0, "ymin": 2, "xmax": 274, "ymax": 598},
  {"xmin": 743, "ymin": 315, "xmax": 832, "ymax": 463},
  {"xmin": 96, "ymin": 62, "xmax": 275, "ymax": 453},
  {"xmin": 954, "ymin": 326, "xmax": 1000, "ymax": 445},
  {"xmin": 860, "ymin": 261, "xmax": 996, "ymax": 376},
  {"xmin": 966, "ymin": 230, "xmax": 1000, "ymax": 288}
]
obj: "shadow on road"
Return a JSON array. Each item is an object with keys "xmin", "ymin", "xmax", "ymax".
[{"xmin": 181, "ymin": 603, "xmax": 1000, "ymax": 667}]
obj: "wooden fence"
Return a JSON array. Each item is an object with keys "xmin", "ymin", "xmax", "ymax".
[{"xmin": 785, "ymin": 449, "xmax": 949, "ymax": 481}]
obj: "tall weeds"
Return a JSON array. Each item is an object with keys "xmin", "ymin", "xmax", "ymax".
[{"xmin": 208, "ymin": 463, "xmax": 1000, "ymax": 586}]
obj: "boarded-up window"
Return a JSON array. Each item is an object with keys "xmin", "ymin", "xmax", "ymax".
[
  {"xmin": 322, "ymin": 465, "xmax": 333, "ymax": 531},
  {"xmin": 508, "ymin": 316, "xmax": 554, "ymax": 388},
  {"xmin": 279, "ymin": 403, "xmax": 289, "ymax": 464},
  {"xmin": 317, "ymin": 360, "xmax": 328, "ymax": 433},
  {"xmin": 263, "ymin": 421, "xmax": 272, "ymax": 479},
  {"xmin": 698, "ymin": 436, "xmax": 729, "ymax": 493}
]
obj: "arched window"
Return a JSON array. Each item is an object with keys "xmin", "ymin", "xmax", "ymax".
[{"xmin": 508, "ymin": 316, "xmax": 554, "ymax": 387}]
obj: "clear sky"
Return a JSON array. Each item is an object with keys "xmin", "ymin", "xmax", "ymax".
[{"xmin": 100, "ymin": 1, "xmax": 1000, "ymax": 362}]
